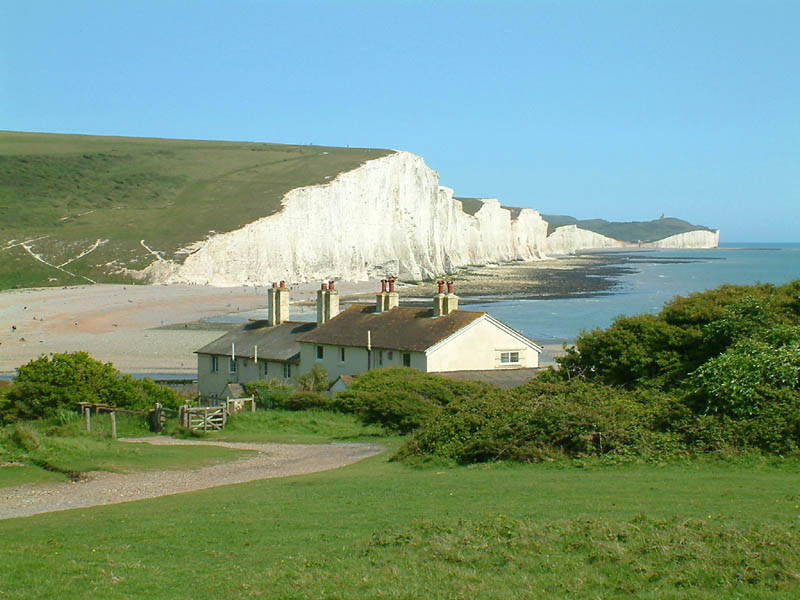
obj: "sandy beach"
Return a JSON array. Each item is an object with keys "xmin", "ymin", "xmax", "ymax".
[
  {"xmin": 0, "ymin": 256, "xmax": 618, "ymax": 376},
  {"xmin": 0, "ymin": 280, "xmax": 378, "ymax": 376}
]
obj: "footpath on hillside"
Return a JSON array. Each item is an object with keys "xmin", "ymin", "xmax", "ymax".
[{"xmin": 0, "ymin": 438, "xmax": 384, "ymax": 520}]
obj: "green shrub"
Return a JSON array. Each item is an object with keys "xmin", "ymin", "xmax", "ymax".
[
  {"xmin": 244, "ymin": 379, "xmax": 292, "ymax": 409},
  {"xmin": 332, "ymin": 368, "xmax": 496, "ymax": 433},
  {"xmin": 397, "ymin": 380, "xmax": 686, "ymax": 463},
  {"xmin": 2, "ymin": 352, "xmax": 181, "ymax": 422},
  {"xmin": 347, "ymin": 367, "xmax": 494, "ymax": 405},
  {"xmin": 335, "ymin": 389, "xmax": 443, "ymax": 434},
  {"xmin": 279, "ymin": 391, "xmax": 333, "ymax": 411},
  {"xmin": 296, "ymin": 365, "xmax": 331, "ymax": 393},
  {"xmin": 555, "ymin": 280, "xmax": 800, "ymax": 393}
]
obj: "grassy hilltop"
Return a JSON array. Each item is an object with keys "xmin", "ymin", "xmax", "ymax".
[
  {"xmin": 0, "ymin": 131, "xmax": 391, "ymax": 289},
  {"xmin": 541, "ymin": 213, "xmax": 715, "ymax": 242}
]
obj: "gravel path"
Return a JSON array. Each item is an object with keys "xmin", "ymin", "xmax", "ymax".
[{"xmin": 0, "ymin": 438, "xmax": 384, "ymax": 520}]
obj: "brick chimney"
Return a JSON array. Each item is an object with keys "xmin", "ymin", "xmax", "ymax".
[
  {"xmin": 443, "ymin": 280, "xmax": 458, "ymax": 315},
  {"xmin": 317, "ymin": 281, "xmax": 339, "ymax": 325},
  {"xmin": 433, "ymin": 279, "xmax": 446, "ymax": 317},
  {"xmin": 386, "ymin": 275, "xmax": 399, "ymax": 310},
  {"xmin": 268, "ymin": 281, "xmax": 290, "ymax": 325},
  {"xmin": 326, "ymin": 280, "xmax": 339, "ymax": 322},
  {"xmin": 375, "ymin": 279, "xmax": 388, "ymax": 313},
  {"xmin": 316, "ymin": 282, "xmax": 328, "ymax": 326}
]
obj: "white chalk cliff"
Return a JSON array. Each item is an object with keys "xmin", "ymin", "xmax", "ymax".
[
  {"xmin": 643, "ymin": 230, "xmax": 720, "ymax": 249},
  {"xmin": 141, "ymin": 151, "xmax": 717, "ymax": 285}
]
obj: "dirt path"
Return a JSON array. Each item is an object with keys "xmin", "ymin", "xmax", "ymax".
[{"xmin": 0, "ymin": 438, "xmax": 384, "ymax": 520}]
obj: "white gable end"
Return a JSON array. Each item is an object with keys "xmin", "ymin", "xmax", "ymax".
[{"xmin": 425, "ymin": 314, "xmax": 541, "ymax": 372}]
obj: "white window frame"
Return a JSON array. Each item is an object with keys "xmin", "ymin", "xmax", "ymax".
[
  {"xmin": 283, "ymin": 362, "xmax": 292, "ymax": 378},
  {"xmin": 499, "ymin": 351, "xmax": 520, "ymax": 365},
  {"xmin": 211, "ymin": 355, "xmax": 219, "ymax": 372},
  {"xmin": 229, "ymin": 357, "xmax": 237, "ymax": 373}
]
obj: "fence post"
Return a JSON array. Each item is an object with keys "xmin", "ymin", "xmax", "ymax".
[
  {"xmin": 85, "ymin": 406, "xmax": 91, "ymax": 433},
  {"xmin": 110, "ymin": 412, "xmax": 117, "ymax": 439},
  {"xmin": 204, "ymin": 408, "xmax": 208, "ymax": 432}
]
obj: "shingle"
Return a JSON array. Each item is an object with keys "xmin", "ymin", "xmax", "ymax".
[
  {"xmin": 297, "ymin": 305, "xmax": 484, "ymax": 352},
  {"xmin": 195, "ymin": 320, "xmax": 315, "ymax": 362}
]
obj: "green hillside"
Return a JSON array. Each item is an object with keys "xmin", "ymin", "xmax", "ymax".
[
  {"xmin": 0, "ymin": 131, "xmax": 391, "ymax": 289},
  {"xmin": 541, "ymin": 214, "xmax": 715, "ymax": 243}
]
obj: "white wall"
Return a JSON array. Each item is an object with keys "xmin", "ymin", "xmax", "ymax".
[
  {"xmin": 426, "ymin": 318, "xmax": 539, "ymax": 372},
  {"xmin": 299, "ymin": 342, "xmax": 425, "ymax": 379},
  {"xmin": 197, "ymin": 354, "xmax": 295, "ymax": 399}
]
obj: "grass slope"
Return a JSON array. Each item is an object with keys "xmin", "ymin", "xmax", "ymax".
[
  {"xmin": 542, "ymin": 213, "xmax": 715, "ymax": 242},
  {"xmin": 1, "ymin": 454, "xmax": 798, "ymax": 599},
  {"xmin": 0, "ymin": 131, "xmax": 391, "ymax": 289}
]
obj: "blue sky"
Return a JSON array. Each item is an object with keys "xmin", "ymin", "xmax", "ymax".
[{"xmin": 2, "ymin": 1, "xmax": 798, "ymax": 242}]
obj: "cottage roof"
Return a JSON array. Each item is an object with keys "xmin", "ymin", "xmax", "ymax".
[
  {"xmin": 296, "ymin": 304, "xmax": 484, "ymax": 352},
  {"xmin": 195, "ymin": 320, "xmax": 315, "ymax": 363}
]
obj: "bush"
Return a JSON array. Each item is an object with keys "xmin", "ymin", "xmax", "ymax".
[
  {"xmin": 296, "ymin": 365, "xmax": 331, "ymax": 393},
  {"xmin": 2, "ymin": 352, "xmax": 181, "ymax": 422},
  {"xmin": 244, "ymin": 379, "xmax": 292, "ymax": 409},
  {"xmin": 335, "ymin": 389, "xmax": 442, "ymax": 434},
  {"xmin": 397, "ymin": 380, "xmax": 688, "ymax": 463},
  {"xmin": 332, "ymin": 368, "xmax": 497, "ymax": 433},
  {"xmin": 279, "ymin": 391, "xmax": 333, "ymax": 411}
]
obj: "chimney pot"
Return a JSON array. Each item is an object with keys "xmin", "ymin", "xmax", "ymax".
[
  {"xmin": 388, "ymin": 276, "xmax": 396, "ymax": 293},
  {"xmin": 272, "ymin": 282, "xmax": 278, "ymax": 288},
  {"xmin": 447, "ymin": 281, "xmax": 454, "ymax": 294},
  {"xmin": 381, "ymin": 279, "xmax": 387, "ymax": 293},
  {"xmin": 321, "ymin": 282, "xmax": 327, "ymax": 291},
  {"xmin": 280, "ymin": 280, "xmax": 286, "ymax": 289},
  {"xmin": 329, "ymin": 280, "xmax": 335, "ymax": 290},
  {"xmin": 437, "ymin": 280, "xmax": 445, "ymax": 294}
]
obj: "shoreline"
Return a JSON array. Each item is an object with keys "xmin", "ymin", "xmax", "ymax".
[{"xmin": 0, "ymin": 254, "xmax": 649, "ymax": 376}]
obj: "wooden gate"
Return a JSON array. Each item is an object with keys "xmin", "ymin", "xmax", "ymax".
[{"xmin": 179, "ymin": 405, "xmax": 228, "ymax": 431}]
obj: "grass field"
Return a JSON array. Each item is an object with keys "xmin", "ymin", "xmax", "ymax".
[
  {"xmin": 1, "ymin": 410, "xmax": 799, "ymax": 598},
  {"xmin": 0, "ymin": 131, "xmax": 391, "ymax": 289}
]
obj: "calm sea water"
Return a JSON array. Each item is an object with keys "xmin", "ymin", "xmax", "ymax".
[{"xmin": 470, "ymin": 243, "xmax": 800, "ymax": 350}]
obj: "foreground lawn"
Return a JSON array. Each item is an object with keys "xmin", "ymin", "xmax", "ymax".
[{"xmin": 1, "ymin": 453, "xmax": 799, "ymax": 599}]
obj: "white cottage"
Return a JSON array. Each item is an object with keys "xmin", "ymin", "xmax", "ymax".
[{"xmin": 195, "ymin": 278, "xmax": 542, "ymax": 399}]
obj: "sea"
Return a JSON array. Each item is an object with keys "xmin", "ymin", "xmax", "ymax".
[{"xmin": 468, "ymin": 243, "xmax": 800, "ymax": 360}]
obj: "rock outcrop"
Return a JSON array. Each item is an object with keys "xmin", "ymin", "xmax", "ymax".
[{"xmin": 141, "ymin": 150, "xmax": 716, "ymax": 286}]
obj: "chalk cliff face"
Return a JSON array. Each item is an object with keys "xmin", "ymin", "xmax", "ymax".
[
  {"xmin": 155, "ymin": 152, "xmax": 551, "ymax": 285},
  {"xmin": 140, "ymin": 151, "xmax": 717, "ymax": 286},
  {"xmin": 544, "ymin": 225, "xmax": 628, "ymax": 255},
  {"xmin": 643, "ymin": 230, "xmax": 720, "ymax": 249}
]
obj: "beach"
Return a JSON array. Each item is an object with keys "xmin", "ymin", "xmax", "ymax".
[{"xmin": 0, "ymin": 257, "xmax": 626, "ymax": 376}]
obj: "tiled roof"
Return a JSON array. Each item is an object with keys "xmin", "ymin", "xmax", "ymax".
[
  {"xmin": 297, "ymin": 304, "xmax": 484, "ymax": 352},
  {"xmin": 195, "ymin": 320, "xmax": 315, "ymax": 362}
]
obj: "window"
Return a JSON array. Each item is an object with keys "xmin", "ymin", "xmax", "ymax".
[
  {"xmin": 229, "ymin": 357, "xmax": 237, "ymax": 373},
  {"xmin": 211, "ymin": 355, "xmax": 219, "ymax": 372},
  {"xmin": 283, "ymin": 363, "xmax": 292, "ymax": 378},
  {"xmin": 378, "ymin": 351, "xmax": 383, "ymax": 366},
  {"xmin": 388, "ymin": 351, "xmax": 393, "ymax": 360},
  {"xmin": 403, "ymin": 353, "xmax": 411, "ymax": 367},
  {"xmin": 316, "ymin": 345, "xmax": 324, "ymax": 360},
  {"xmin": 500, "ymin": 351, "xmax": 520, "ymax": 365},
  {"xmin": 340, "ymin": 347, "xmax": 346, "ymax": 362},
  {"xmin": 263, "ymin": 362, "xmax": 268, "ymax": 377}
]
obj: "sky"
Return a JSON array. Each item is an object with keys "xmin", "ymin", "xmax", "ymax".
[{"xmin": 2, "ymin": 0, "xmax": 798, "ymax": 242}]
